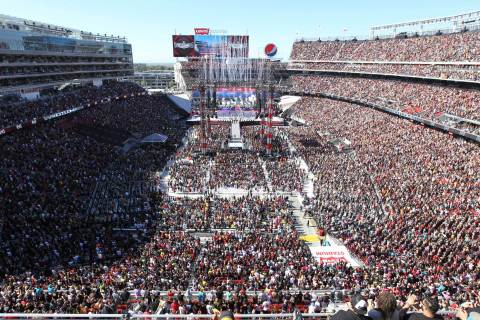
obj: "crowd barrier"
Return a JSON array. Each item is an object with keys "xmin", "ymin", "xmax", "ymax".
[
  {"xmin": 126, "ymin": 289, "xmax": 335, "ymax": 298},
  {"xmin": 0, "ymin": 311, "xmax": 458, "ymax": 319}
]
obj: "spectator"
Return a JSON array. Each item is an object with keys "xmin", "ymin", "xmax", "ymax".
[
  {"xmin": 404, "ymin": 295, "xmax": 442, "ymax": 320},
  {"xmin": 332, "ymin": 294, "xmax": 372, "ymax": 320}
]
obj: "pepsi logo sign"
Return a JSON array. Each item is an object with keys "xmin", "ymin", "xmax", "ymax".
[{"xmin": 264, "ymin": 43, "xmax": 277, "ymax": 57}]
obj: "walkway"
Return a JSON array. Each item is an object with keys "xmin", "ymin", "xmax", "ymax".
[
  {"xmin": 289, "ymin": 195, "xmax": 322, "ymax": 247},
  {"xmin": 258, "ymin": 157, "xmax": 273, "ymax": 192}
]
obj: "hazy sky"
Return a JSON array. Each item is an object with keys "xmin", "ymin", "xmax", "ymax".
[{"xmin": 1, "ymin": 0, "xmax": 479, "ymax": 63}]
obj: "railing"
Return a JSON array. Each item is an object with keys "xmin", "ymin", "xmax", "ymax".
[
  {"xmin": 0, "ymin": 68, "xmax": 133, "ymax": 80},
  {"xmin": 295, "ymin": 23, "xmax": 480, "ymax": 43},
  {"xmin": 287, "ymin": 68, "xmax": 480, "ymax": 88},
  {"xmin": 130, "ymin": 288, "xmax": 336, "ymax": 298},
  {"xmin": 0, "ymin": 39, "xmax": 132, "ymax": 57},
  {"xmin": 0, "ymin": 313, "xmax": 333, "ymax": 319},
  {"xmin": 289, "ymin": 60, "xmax": 480, "ymax": 66},
  {"xmin": 0, "ymin": 311, "xmax": 458, "ymax": 319}
]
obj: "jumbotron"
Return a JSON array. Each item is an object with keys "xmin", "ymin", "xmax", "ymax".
[{"xmin": 0, "ymin": 9, "xmax": 479, "ymax": 320}]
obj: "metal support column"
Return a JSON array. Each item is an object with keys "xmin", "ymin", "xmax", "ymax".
[
  {"xmin": 265, "ymin": 86, "xmax": 274, "ymax": 156},
  {"xmin": 199, "ymin": 86, "xmax": 207, "ymax": 153}
]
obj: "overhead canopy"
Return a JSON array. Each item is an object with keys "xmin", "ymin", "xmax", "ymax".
[{"xmin": 141, "ymin": 133, "xmax": 168, "ymax": 143}]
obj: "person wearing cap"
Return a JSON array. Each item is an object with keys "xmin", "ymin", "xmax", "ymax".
[{"xmin": 332, "ymin": 294, "xmax": 372, "ymax": 320}]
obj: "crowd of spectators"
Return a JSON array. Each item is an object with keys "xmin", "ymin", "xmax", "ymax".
[
  {"xmin": 265, "ymin": 157, "xmax": 306, "ymax": 192},
  {"xmin": 0, "ymin": 86, "xmax": 186, "ymax": 278},
  {"xmin": 0, "ymin": 185, "xmax": 330, "ymax": 314},
  {"xmin": 290, "ymin": 30, "xmax": 480, "ymax": 81},
  {"xmin": 0, "ymin": 83, "xmax": 321, "ymax": 314},
  {"xmin": 290, "ymin": 61, "xmax": 480, "ymax": 82},
  {"xmin": 209, "ymin": 151, "xmax": 268, "ymax": 191},
  {"xmin": 168, "ymin": 154, "xmax": 210, "ymax": 193},
  {"xmin": 291, "ymin": 31, "xmax": 480, "ymax": 62},
  {"xmin": 156, "ymin": 196, "xmax": 291, "ymax": 231},
  {"xmin": 168, "ymin": 125, "xmax": 306, "ymax": 194},
  {"xmin": 0, "ymin": 81, "xmax": 143, "ymax": 129},
  {"xmin": 75, "ymin": 93, "xmax": 186, "ymax": 142},
  {"xmin": 284, "ymin": 96, "xmax": 480, "ymax": 308},
  {"xmin": 0, "ymin": 63, "xmax": 129, "ymax": 77},
  {"xmin": 1, "ymin": 122, "xmax": 117, "ymax": 276},
  {"xmin": 292, "ymin": 75, "xmax": 480, "ymax": 132},
  {"xmin": 1, "ymin": 76, "xmax": 479, "ymax": 316},
  {"xmin": 168, "ymin": 129, "xmax": 213, "ymax": 193}
]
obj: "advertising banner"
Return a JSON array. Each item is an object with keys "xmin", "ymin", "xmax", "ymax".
[
  {"xmin": 309, "ymin": 245, "xmax": 361, "ymax": 267},
  {"xmin": 194, "ymin": 28, "xmax": 210, "ymax": 35}
]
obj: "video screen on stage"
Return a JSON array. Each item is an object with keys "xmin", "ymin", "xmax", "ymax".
[
  {"xmin": 216, "ymin": 87, "xmax": 256, "ymax": 109},
  {"xmin": 192, "ymin": 87, "xmax": 257, "ymax": 119},
  {"xmin": 172, "ymin": 35, "xmax": 249, "ymax": 57}
]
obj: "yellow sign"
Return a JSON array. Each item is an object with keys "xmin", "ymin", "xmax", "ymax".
[{"xmin": 300, "ymin": 234, "xmax": 321, "ymax": 243}]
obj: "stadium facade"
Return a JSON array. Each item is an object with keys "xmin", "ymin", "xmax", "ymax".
[
  {"xmin": 0, "ymin": 14, "xmax": 133, "ymax": 98},
  {"xmin": 125, "ymin": 71, "xmax": 176, "ymax": 91}
]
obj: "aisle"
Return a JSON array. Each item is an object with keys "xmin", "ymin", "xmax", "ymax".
[{"xmin": 289, "ymin": 195, "xmax": 322, "ymax": 246}]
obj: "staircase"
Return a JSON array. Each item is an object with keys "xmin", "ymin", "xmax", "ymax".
[{"xmin": 289, "ymin": 195, "xmax": 321, "ymax": 246}]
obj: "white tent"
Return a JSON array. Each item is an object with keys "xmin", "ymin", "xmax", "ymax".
[{"xmin": 141, "ymin": 133, "xmax": 168, "ymax": 143}]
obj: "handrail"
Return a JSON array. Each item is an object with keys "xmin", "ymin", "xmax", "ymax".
[
  {"xmin": 287, "ymin": 68, "xmax": 480, "ymax": 86},
  {"xmin": 295, "ymin": 23, "xmax": 480, "ymax": 42},
  {"xmin": 0, "ymin": 61, "xmax": 131, "ymax": 67},
  {"xmin": 0, "ymin": 313, "xmax": 334, "ymax": 319},
  {"xmin": 0, "ymin": 315, "xmax": 124, "ymax": 318},
  {"xmin": 134, "ymin": 314, "xmax": 332, "ymax": 319},
  {"xmin": 126, "ymin": 289, "xmax": 335, "ymax": 297},
  {"xmin": 0, "ymin": 311, "xmax": 457, "ymax": 318},
  {"xmin": 289, "ymin": 59, "xmax": 480, "ymax": 66},
  {"xmin": 0, "ymin": 68, "xmax": 133, "ymax": 80}
]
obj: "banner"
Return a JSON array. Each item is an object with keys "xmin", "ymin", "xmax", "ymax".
[
  {"xmin": 309, "ymin": 245, "xmax": 361, "ymax": 267},
  {"xmin": 43, "ymin": 106, "xmax": 84, "ymax": 120},
  {"xmin": 172, "ymin": 35, "xmax": 196, "ymax": 57},
  {"xmin": 194, "ymin": 28, "xmax": 209, "ymax": 35}
]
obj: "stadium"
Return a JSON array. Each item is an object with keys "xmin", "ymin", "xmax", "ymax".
[{"xmin": 0, "ymin": 2, "xmax": 479, "ymax": 320}]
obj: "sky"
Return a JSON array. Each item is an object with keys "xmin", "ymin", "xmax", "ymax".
[{"xmin": 1, "ymin": 0, "xmax": 479, "ymax": 63}]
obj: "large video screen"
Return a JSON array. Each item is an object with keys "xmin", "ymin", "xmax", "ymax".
[
  {"xmin": 172, "ymin": 35, "xmax": 249, "ymax": 57},
  {"xmin": 195, "ymin": 35, "xmax": 249, "ymax": 57},
  {"xmin": 216, "ymin": 87, "xmax": 256, "ymax": 118},
  {"xmin": 216, "ymin": 87, "xmax": 255, "ymax": 109},
  {"xmin": 172, "ymin": 35, "xmax": 195, "ymax": 57},
  {"xmin": 192, "ymin": 87, "xmax": 257, "ymax": 119}
]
